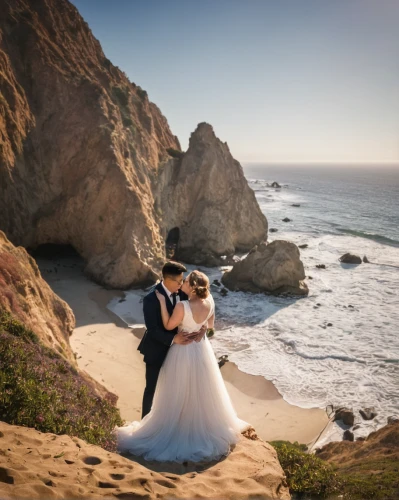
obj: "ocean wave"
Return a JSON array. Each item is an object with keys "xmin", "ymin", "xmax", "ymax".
[{"xmin": 338, "ymin": 228, "xmax": 399, "ymax": 247}]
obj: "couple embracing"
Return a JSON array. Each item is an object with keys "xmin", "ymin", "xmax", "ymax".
[{"xmin": 116, "ymin": 261, "xmax": 249, "ymax": 463}]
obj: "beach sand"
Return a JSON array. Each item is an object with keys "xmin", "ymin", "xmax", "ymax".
[{"xmin": 37, "ymin": 257, "xmax": 329, "ymax": 447}]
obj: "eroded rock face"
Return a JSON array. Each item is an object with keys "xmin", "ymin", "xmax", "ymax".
[
  {"xmin": 0, "ymin": 230, "xmax": 75, "ymax": 362},
  {"xmin": 0, "ymin": 2, "xmax": 268, "ymax": 286},
  {"xmin": 0, "ymin": 0, "xmax": 178, "ymax": 288},
  {"xmin": 157, "ymin": 123, "xmax": 268, "ymax": 264},
  {"xmin": 222, "ymin": 240, "xmax": 309, "ymax": 296}
]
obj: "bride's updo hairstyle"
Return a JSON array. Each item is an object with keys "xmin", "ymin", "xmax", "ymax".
[{"xmin": 188, "ymin": 271, "xmax": 210, "ymax": 299}]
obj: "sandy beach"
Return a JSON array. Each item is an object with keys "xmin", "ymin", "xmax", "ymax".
[{"xmin": 37, "ymin": 256, "xmax": 329, "ymax": 447}]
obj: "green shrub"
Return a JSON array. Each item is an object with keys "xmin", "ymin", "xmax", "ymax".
[
  {"xmin": 0, "ymin": 311, "xmax": 123, "ymax": 451},
  {"xmin": 338, "ymin": 458, "xmax": 399, "ymax": 499},
  {"xmin": 103, "ymin": 57, "xmax": 112, "ymax": 69},
  {"xmin": 166, "ymin": 147, "xmax": 185, "ymax": 159},
  {"xmin": 136, "ymin": 86, "xmax": 148, "ymax": 100},
  {"xmin": 122, "ymin": 116, "xmax": 133, "ymax": 127},
  {"xmin": 270, "ymin": 440, "xmax": 341, "ymax": 497},
  {"xmin": 112, "ymin": 85, "xmax": 129, "ymax": 107},
  {"xmin": 0, "ymin": 308, "xmax": 38, "ymax": 343}
]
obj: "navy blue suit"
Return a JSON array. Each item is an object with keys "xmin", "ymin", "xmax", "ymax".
[{"xmin": 138, "ymin": 282, "xmax": 188, "ymax": 417}]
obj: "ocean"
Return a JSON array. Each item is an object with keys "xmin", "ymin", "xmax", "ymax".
[
  {"xmin": 110, "ymin": 164, "xmax": 399, "ymax": 444},
  {"xmin": 212, "ymin": 164, "xmax": 399, "ymax": 442}
]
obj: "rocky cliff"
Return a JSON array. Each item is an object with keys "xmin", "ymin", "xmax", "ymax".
[
  {"xmin": 156, "ymin": 123, "xmax": 268, "ymax": 264},
  {"xmin": 0, "ymin": 0, "xmax": 267, "ymax": 287},
  {"xmin": 0, "ymin": 230, "xmax": 75, "ymax": 362}
]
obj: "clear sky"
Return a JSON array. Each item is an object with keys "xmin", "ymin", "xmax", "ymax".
[{"xmin": 70, "ymin": 0, "xmax": 399, "ymax": 164}]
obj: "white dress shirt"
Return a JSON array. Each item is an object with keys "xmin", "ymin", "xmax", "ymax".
[
  {"xmin": 161, "ymin": 281, "xmax": 179, "ymax": 345},
  {"xmin": 161, "ymin": 281, "xmax": 180, "ymax": 304}
]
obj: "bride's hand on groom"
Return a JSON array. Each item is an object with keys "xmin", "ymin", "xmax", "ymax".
[{"xmin": 155, "ymin": 290, "xmax": 166, "ymax": 303}]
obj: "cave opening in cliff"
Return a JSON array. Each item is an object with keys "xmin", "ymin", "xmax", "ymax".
[
  {"xmin": 165, "ymin": 227, "xmax": 180, "ymax": 260},
  {"xmin": 27, "ymin": 243, "xmax": 85, "ymax": 274}
]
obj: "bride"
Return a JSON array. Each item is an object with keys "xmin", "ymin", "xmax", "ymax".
[{"xmin": 116, "ymin": 270, "xmax": 249, "ymax": 463}]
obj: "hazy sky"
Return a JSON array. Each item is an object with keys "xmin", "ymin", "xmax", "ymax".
[{"xmin": 70, "ymin": 0, "xmax": 399, "ymax": 164}]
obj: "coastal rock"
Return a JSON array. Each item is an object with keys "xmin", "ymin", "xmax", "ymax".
[
  {"xmin": 298, "ymin": 244, "xmax": 308, "ymax": 248},
  {"xmin": 271, "ymin": 181, "xmax": 281, "ymax": 188},
  {"xmin": 339, "ymin": 253, "xmax": 362, "ymax": 264},
  {"xmin": 363, "ymin": 255, "xmax": 370, "ymax": 263},
  {"xmin": 0, "ymin": 231, "xmax": 75, "ymax": 363},
  {"xmin": 282, "ymin": 217, "xmax": 291, "ymax": 222},
  {"xmin": 270, "ymin": 228, "xmax": 278, "ymax": 232},
  {"xmin": 157, "ymin": 123, "xmax": 268, "ymax": 265},
  {"xmin": 218, "ymin": 354, "xmax": 229, "ymax": 368},
  {"xmin": 359, "ymin": 407, "xmax": 377, "ymax": 421},
  {"xmin": 292, "ymin": 203, "xmax": 300, "ymax": 207},
  {"xmin": 334, "ymin": 408, "xmax": 355, "ymax": 426},
  {"xmin": 343, "ymin": 430, "xmax": 355, "ymax": 441},
  {"xmin": 316, "ymin": 264, "xmax": 326, "ymax": 269},
  {"xmin": 0, "ymin": 421, "xmax": 290, "ymax": 500},
  {"xmin": 0, "ymin": 1, "xmax": 267, "ymax": 286},
  {"xmin": 222, "ymin": 240, "xmax": 309, "ymax": 296}
]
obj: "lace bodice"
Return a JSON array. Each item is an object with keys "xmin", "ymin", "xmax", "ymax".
[{"xmin": 178, "ymin": 295, "xmax": 215, "ymax": 333}]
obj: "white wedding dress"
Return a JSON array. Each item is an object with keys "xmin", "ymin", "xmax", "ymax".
[{"xmin": 116, "ymin": 295, "xmax": 249, "ymax": 462}]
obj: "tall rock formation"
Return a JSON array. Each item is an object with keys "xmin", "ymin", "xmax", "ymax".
[
  {"xmin": 156, "ymin": 123, "xmax": 268, "ymax": 264},
  {"xmin": 0, "ymin": 0, "xmax": 267, "ymax": 287}
]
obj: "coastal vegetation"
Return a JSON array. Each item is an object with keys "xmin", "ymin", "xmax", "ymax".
[
  {"xmin": 270, "ymin": 440, "xmax": 340, "ymax": 497},
  {"xmin": 272, "ymin": 433, "xmax": 399, "ymax": 499}
]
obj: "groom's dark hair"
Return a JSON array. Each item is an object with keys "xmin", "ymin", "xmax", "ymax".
[{"xmin": 162, "ymin": 261, "xmax": 187, "ymax": 278}]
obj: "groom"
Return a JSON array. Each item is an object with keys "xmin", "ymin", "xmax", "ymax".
[{"xmin": 138, "ymin": 261, "xmax": 205, "ymax": 418}]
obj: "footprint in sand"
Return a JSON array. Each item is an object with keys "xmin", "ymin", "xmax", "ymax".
[
  {"xmin": 83, "ymin": 456, "xmax": 102, "ymax": 466},
  {"xmin": 110, "ymin": 473, "xmax": 125, "ymax": 480}
]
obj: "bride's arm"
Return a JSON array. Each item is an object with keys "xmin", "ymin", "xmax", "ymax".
[{"xmin": 155, "ymin": 291, "xmax": 184, "ymax": 330}]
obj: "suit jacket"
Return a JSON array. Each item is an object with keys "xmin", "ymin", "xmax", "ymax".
[{"xmin": 138, "ymin": 282, "xmax": 188, "ymax": 365}]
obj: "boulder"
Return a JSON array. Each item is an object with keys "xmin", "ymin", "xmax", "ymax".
[
  {"xmin": 334, "ymin": 408, "xmax": 355, "ymax": 426},
  {"xmin": 343, "ymin": 430, "xmax": 354, "ymax": 441},
  {"xmin": 363, "ymin": 255, "xmax": 370, "ymax": 263},
  {"xmin": 316, "ymin": 264, "xmax": 326, "ymax": 269},
  {"xmin": 222, "ymin": 240, "xmax": 309, "ymax": 296},
  {"xmin": 339, "ymin": 253, "xmax": 362, "ymax": 264},
  {"xmin": 298, "ymin": 244, "xmax": 308, "ymax": 248},
  {"xmin": 359, "ymin": 407, "xmax": 377, "ymax": 421},
  {"xmin": 218, "ymin": 355, "xmax": 229, "ymax": 368},
  {"xmin": 270, "ymin": 228, "xmax": 278, "ymax": 232},
  {"xmin": 282, "ymin": 217, "xmax": 291, "ymax": 222}
]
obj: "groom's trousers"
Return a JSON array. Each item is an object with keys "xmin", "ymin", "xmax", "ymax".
[{"xmin": 142, "ymin": 363, "xmax": 162, "ymax": 419}]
